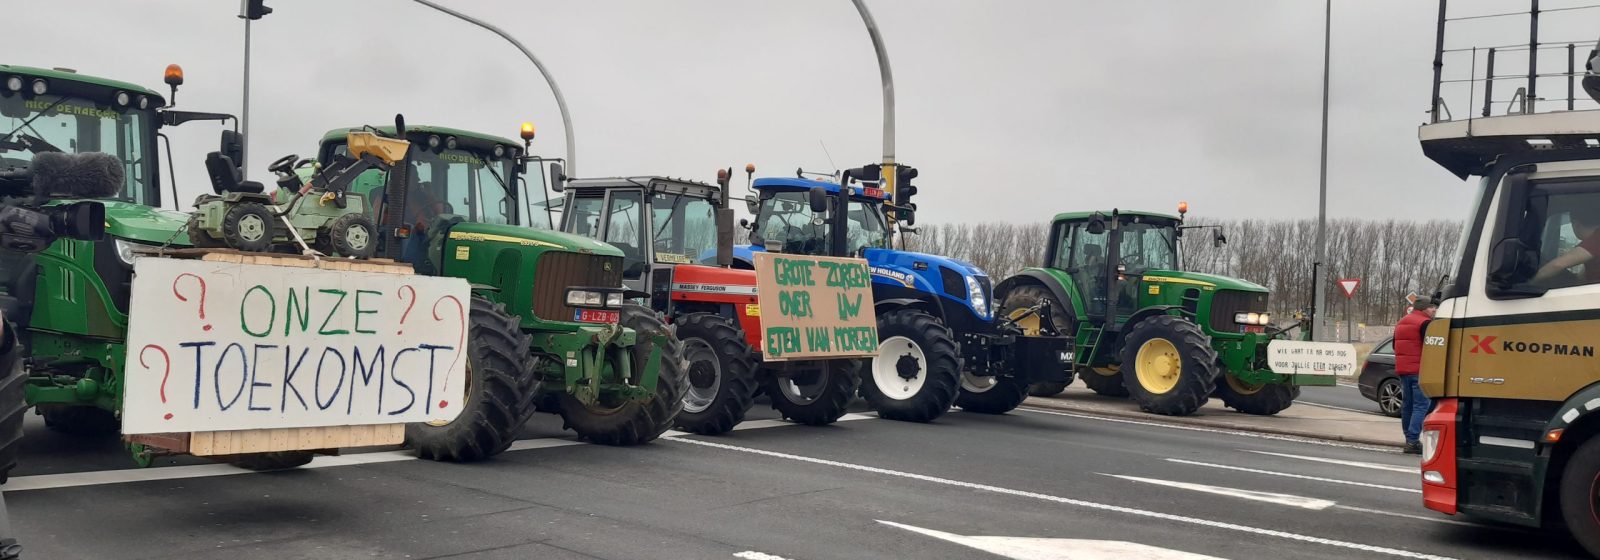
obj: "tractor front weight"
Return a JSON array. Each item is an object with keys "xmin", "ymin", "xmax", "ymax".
[{"xmin": 546, "ymin": 325, "xmax": 660, "ymax": 407}]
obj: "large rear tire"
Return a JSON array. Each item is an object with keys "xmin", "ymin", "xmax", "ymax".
[
  {"xmin": 39, "ymin": 405, "xmax": 120, "ymax": 437},
  {"xmin": 1119, "ymin": 315, "xmax": 1216, "ymax": 416},
  {"xmin": 561, "ymin": 303, "xmax": 686, "ymax": 445},
  {"xmin": 955, "ymin": 373, "xmax": 1029, "ymax": 414},
  {"xmin": 0, "ymin": 352, "xmax": 25, "ymax": 483},
  {"xmin": 1559, "ymin": 436, "xmax": 1600, "ymax": 557},
  {"xmin": 862, "ymin": 308, "xmax": 960, "ymax": 423},
  {"xmin": 766, "ymin": 359, "xmax": 859, "ymax": 426},
  {"xmin": 995, "ymin": 284, "xmax": 1077, "ymax": 398},
  {"xmin": 228, "ymin": 451, "xmax": 314, "ymax": 471},
  {"xmin": 406, "ymin": 297, "xmax": 538, "ymax": 462},
  {"xmin": 674, "ymin": 312, "xmax": 758, "ymax": 435},
  {"xmin": 1080, "ymin": 365, "xmax": 1129, "ymax": 397},
  {"xmin": 1215, "ymin": 371, "xmax": 1299, "ymax": 416},
  {"xmin": 1027, "ymin": 381, "xmax": 1070, "ymax": 397}
]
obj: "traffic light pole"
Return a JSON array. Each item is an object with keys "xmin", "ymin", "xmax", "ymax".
[{"xmin": 850, "ymin": 0, "xmax": 897, "ymax": 201}]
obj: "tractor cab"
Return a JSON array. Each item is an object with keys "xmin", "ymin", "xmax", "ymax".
[
  {"xmin": 744, "ymin": 177, "xmax": 892, "ymax": 258},
  {"xmin": 1048, "ymin": 211, "xmax": 1184, "ymax": 322}
]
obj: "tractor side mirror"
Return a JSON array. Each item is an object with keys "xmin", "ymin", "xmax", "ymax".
[
  {"xmin": 1086, "ymin": 217, "xmax": 1106, "ymax": 235},
  {"xmin": 745, "ymin": 195, "xmax": 760, "ymax": 215},
  {"xmin": 715, "ymin": 208, "xmax": 735, "ymax": 267},
  {"xmin": 549, "ymin": 162, "xmax": 566, "ymax": 193},
  {"xmin": 1213, "ymin": 229, "xmax": 1227, "ymax": 248},
  {"xmin": 808, "ymin": 186, "xmax": 828, "ymax": 214}
]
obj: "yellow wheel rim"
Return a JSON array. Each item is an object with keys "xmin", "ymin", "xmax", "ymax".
[
  {"xmin": 1225, "ymin": 373, "xmax": 1264, "ymax": 396},
  {"xmin": 1134, "ymin": 338, "xmax": 1182, "ymax": 394},
  {"xmin": 1008, "ymin": 308, "xmax": 1043, "ymax": 336},
  {"xmin": 1092, "ymin": 364, "xmax": 1120, "ymax": 376}
]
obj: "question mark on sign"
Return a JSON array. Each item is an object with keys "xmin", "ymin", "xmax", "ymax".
[
  {"xmin": 172, "ymin": 273, "xmax": 211, "ymax": 331},
  {"xmin": 397, "ymin": 285, "xmax": 417, "ymax": 335},
  {"xmin": 432, "ymin": 294, "xmax": 466, "ymax": 409},
  {"xmin": 139, "ymin": 344, "xmax": 173, "ymax": 420}
]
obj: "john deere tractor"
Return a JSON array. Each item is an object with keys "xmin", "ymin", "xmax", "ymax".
[
  {"xmin": 992, "ymin": 206, "xmax": 1327, "ymax": 416},
  {"xmin": 311, "ymin": 121, "xmax": 686, "ymax": 456}
]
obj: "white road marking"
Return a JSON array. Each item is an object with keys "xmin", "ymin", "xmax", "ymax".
[
  {"xmin": 1104, "ymin": 473, "xmax": 1336, "ymax": 510},
  {"xmin": 733, "ymin": 551, "xmax": 794, "ymax": 560},
  {"xmin": 1295, "ymin": 400, "xmax": 1383, "ymax": 416},
  {"xmin": 1242, "ymin": 450, "xmax": 1415, "ymax": 473},
  {"xmin": 1332, "ymin": 505, "xmax": 1481, "ymax": 528},
  {"xmin": 879, "ymin": 520, "xmax": 1229, "ymax": 560},
  {"xmin": 1016, "ymin": 407, "xmax": 1396, "ymax": 452},
  {"xmin": 669, "ymin": 437, "xmax": 1456, "ymax": 559},
  {"xmin": 1165, "ymin": 458, "xmax": 1419, "ymax": 493}
]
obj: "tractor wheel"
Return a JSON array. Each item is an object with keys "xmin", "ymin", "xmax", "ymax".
[
  {"xmin": 228, "ymin": 451, "xmax": 314, "ymax": 471},
  {"xmin": 1559, "ymin": 436, "xmax": 1600, "ymax": 557},
  {"xmin": 328, "ymin": 213, "xmax": 378, "ymax": 259},
  {"xmin": 1118, "ymin": 315, "xmax": 1217, "ymax": 416},
  {"xmin": 1215, "ymin": 371, "xmax": 1299, "ymax": 416},
  {"xmin": 955, "ymin": 372, "xmax": 1029, "ymax": 414},
  {"xmin": 222, "ymin": 202, "xmax": 277, "ymax": 253},
  {"xmin": 185, "ymin": 214, "xmax": 225, "ymax": 248},
  {"xmin": 39, "ymin": 405, "xmax": 120, "ymax": 436},
  {"xmin": 1027, "ymin": 381, "xmax": 1070, "ymax": 397},
  {"xmin": 862, "ymin": 308, "xmax": 961, "ymax": 423},
  {"xmin": 561, "ymin": 303, "xmax": 687, "ymax": 445},
  {"xmin": 0, "ymin": 353, "xmax": 25, "ymax": 483},
  {"xmin": 406, "ymin": 297, "xmax": 538, "ymax": 462},
  {"xmin": 1080, "ymin": 365, "xmax": 1130, "ymax": 397},
  {"xmin": 997, "ymin": 285, "xmax": 1078, "ymax": 397},
  {"xmin": 674, "ymin": 312, "xmax": 759, "ymax": 435},
  {"xmin": 765, "ymin": 359, "xmax": 859, "ymax": 426}
]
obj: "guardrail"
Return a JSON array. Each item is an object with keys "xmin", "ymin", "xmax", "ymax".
[{"xmin": 1429, "ymin": 1, "xmax": 1600, "ymax": 124}]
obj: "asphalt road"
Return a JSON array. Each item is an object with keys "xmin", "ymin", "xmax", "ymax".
[
  {"xmin": 1297, "ymin": 381, "xmax": 1391, "ymax": 417},
  {"xmin": 2, "ymin": 401, "xmax": 1583, "ymax": 560}
]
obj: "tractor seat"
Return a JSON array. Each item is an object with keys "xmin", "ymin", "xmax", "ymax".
[{"xmin": 204, "ymin": 152, "xmax": 265, "ymax": 195}]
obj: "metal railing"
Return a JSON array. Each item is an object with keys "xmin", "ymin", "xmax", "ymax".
[{"xmin": 1429, "ymin": 1, "xmax": 1600, "ymax": 123}]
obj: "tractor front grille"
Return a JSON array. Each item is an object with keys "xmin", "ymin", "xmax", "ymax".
[
  {"xmin": 531, "ymin": 251, "xmax": 625, "ymax": 322},
  {"xmin": 1207, "ymin": 289, "xmax": 1268, "ymax": 333}
]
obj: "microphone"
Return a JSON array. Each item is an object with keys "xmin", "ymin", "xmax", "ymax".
[{"xmin": 30, "ymin": 152, "xmax": 124, "ymax": 199}]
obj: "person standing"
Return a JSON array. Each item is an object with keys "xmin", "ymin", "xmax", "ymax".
[{"xmin": 1393, "ymin": 298, "xmax": 1436, "ymax": 454}]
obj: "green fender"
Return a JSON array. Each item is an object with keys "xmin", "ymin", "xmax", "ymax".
[{"xmin": 994, "ymin": 268, "xmax": 1086, "ymax": 321}]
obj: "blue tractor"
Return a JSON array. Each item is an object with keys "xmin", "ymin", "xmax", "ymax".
[{"xmin": 734, "ymin": 164, "xmax": 1073, "ymax": 420}]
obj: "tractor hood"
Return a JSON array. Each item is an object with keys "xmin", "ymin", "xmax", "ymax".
[
  {"xmin": 447, "ymin": 222, "xmax": 621, "ymax": 256},
  {"xmin": 103, "ymin": 201, "xmax": 191, "ymax": 245},
  {"xmin": 865, "ymin": 248, "xmax": 988, "ymax": 280},
  {"xmin": 1141, "ymin": 270, "xmax": 1267, "ymax": 292}
]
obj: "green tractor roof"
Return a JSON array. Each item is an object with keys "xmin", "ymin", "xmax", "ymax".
[
  {"xmin": 1052, "ymin": 210, "xmax": 1181, "ymax": 223},
  {"xmin": 0, "ymin": 64, "xmax": 165, "ymax": 103},
  {"xmin": 319, "ymin": 125, "xmax": 520, "ymax": 149}
]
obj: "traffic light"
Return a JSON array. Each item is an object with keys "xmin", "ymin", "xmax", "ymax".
[
  {"xmin": 894, "ymin": 165, "xmax": 919, "ymax": 225},
  {"xmin": 241, "ymin": 0, "xmax": 272, "ymax": 20}
]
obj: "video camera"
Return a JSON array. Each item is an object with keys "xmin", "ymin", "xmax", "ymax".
[{"xmin": 0, "ymin": 151, "xmax": 124, "ymax": 253}]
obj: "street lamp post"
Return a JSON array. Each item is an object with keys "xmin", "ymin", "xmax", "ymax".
[
  {"xmin": 1313, "ymin": 0, "xmax": 1332, "ymax": 341},
  {"xmin": 411, "ymin": 0, "xmax": 578, "ymax": 176},
  {"xmin": 850, "ymin": 0, "xmax": 897, "ymax": 200},
  {"xmin": 239, "ymin": 0, "xmax": 273, "ymax": 175}
]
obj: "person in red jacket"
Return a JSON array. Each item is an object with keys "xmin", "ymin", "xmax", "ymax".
[{"xmin": 1393, "ymin": 298, "xmax": 1436, "ymax": 454}]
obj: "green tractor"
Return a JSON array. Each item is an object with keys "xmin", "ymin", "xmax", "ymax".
[
  {"xmin": 992, "ymin": 206, "xmax": 1327, "ymax": 416},
  {"xmin": 308, "ymin": 121, "xmax": 686, "ymax": 457}
]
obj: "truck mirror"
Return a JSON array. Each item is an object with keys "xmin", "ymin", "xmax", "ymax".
[
  {"xmin": 898, "ymin": 206, "xmax": 916, "ymax": 226},
  {"xmin": 745, "ymin": 195, "xmax": 760, "ymax": 215},
  {"xmin": 1488, "ymin": 237, "xmax": 1538, "ymax": 287},
  {"xmin": 808, "ymin": 186, "xmax": 828, "ymax": 213},
  {"xmin": 1087, "ymin": 217, "xmax": 1106, "ymax": 235},
  {"xmin": 549, "ymin": 162, "xmax": 565, "ymax": 193},
  {"xmin": 715, "ymin": 208, "xmax": 736, "ymax": 267},
  {"xmin": 1213, "ymin": 230, "xmax": 1227, "ymax": 248}
]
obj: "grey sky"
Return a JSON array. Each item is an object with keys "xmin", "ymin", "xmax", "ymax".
[{"xmin": 11, "ymin": 0, "xmax": 1591, "ymax": 224}]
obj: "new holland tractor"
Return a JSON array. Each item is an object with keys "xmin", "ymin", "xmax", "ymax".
[
  {"xmin": 993, "ymin": 206, "xmax": 1328, "ymax": 416},
  {"xmin": 556, "ymin": 167, "xmax": 866, "ymax": 434},
  {"xmin": 311, "ymin": 121, "xmax": 686, "ymax": 455},
  {"xmin": 735, "ymin": 164, "xmax": 1071, "ymax": 421}
]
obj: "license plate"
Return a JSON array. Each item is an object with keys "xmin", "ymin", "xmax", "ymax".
[{"xmin": 574, "ymin": 309, "xmax": 620, "ymax": 324}]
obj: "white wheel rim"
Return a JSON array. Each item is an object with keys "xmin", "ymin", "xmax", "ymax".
[
  {"xmin": 871, "ymin": 336, "xmax": 927, "ymax": 401},
  {"xmin": 960, "ymin": 372, "xmax": 997, "ymax": 393},
  {"xmin": 238, "ymin": 215, "xmax": 266, "ymax": 241},
  {"xmin": 346, "ymin": 224, "xmax": 370, "ymax": 250},
  {"xmin": 681, "ymin": 338, "xmax": 721, "ymax": 414}
]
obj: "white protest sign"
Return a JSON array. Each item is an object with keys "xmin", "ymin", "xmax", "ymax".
[
  {"xmin": 121, "ymin": 257, "xmax": 471, "ymax": 434},
  {"xmin": 1266, "ymin": 340, "xmax": 1359, "ymax": 377}
]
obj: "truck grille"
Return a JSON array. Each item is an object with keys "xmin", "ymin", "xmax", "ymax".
[
  {"xmin": 1208, "ymin": 289, "xmax": 1268, "ymax": 333},
  {"xmin": 531, "ymin": 251, "xmax": 625, "ymax": 322}
]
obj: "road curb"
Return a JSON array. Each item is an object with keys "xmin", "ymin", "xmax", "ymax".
[{"xmin": 1021, "ymin": 397, "xmax": 1404, "ymax": 449}]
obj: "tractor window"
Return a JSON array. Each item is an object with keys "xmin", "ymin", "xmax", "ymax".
[
  {"xmin": 650, "ymin": 193, "xmax": 716, "ymax": 264},
  {"xmin": 846, "ymin": 201, "xmax": 889, "ymax": 254},
  {"xmin": 754, "ymin": 191, "xmax": 829, "ymax": 255},
  {"xmin": 0, "ymin": 94, "xmax": 156, "ymax": 206},
  {"xmin": 407, "ymin": 148, "xmax": 515, "ymax": 225},
  {"xmin": 1527, "ymin": 184, "xmax": 1600, "ymax": 289},
  {"xmin": 1066, "ymin": 222, "xmax": 1112, "ymax": 318},
  {"xmin": 565, "ymin": 195, "xmax": 604, "ymax": 237},
  {"xmin": 605, "ymin": 190, "xmax": 646, "ymax": 278},
  {"xmin": 1118, "ymin": 222, "xmax": 1178, "ymax": 274}
]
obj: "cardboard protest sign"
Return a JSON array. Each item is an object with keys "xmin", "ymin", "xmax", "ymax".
[
  {"xmin": 753, "ymin": 252, "xmax": 878, "ymax": 360},
  {"xmin": 121, "ymin": 257, "xmax": 471, "ymax": 434}
]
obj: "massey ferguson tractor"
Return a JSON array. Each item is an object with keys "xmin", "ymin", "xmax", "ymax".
[{"xmin": 556, "ymin": 167, "xmax": 866, "ymax": 434}]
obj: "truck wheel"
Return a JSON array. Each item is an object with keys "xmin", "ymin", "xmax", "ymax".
[
  {"xmin": 228, "ymin": 451, "xmax": 314, "ymax": 471},
  {"xmin": 1559, "ymin": 436, "xmax": 1600, "ymax": 557},
  {"xmin": 1080, "ymin": 365, "xmax": 1129, "ymax": 397},
  {"xmin": 862, "ymin": 308, "xmax": 960, "ymax": 423},
  {"xmin": 998, "ymin": 285, "xmax": 1077, "ymax": 398},
  {"xmin": 766, "ymin": 359, "xmax": 859, "ymax": 425},
  {"xmin": 39, "ymin": 405, "xmax": 120, "ymax": 436},
  {"xmin": 674, "ymin": 312, "xmax": 758, "ymax": 435},
  {"xmin": 222, "ymin": 202, "xmax": 277, "ymax": 252},
  {"xmin": 0, "ymin": 356, "xmax": 25, "ymax": 483},
  {"xmin": 1215, "ymin": 372, "xmax": 1299, "ymax": 416},
  {"xmin": 561, "ymin": 303, "xmax": 686, "ymax": 445},
  {"xmin": 1119, "ymin": 315, "xmax": 1217, "ymax": 416},
  {"xmin": 406, "ymin": 297, "xmax": 538, "ymax": 462},
  {"xmin": 955, "ymin": 373, "xmax": 1028, "ymax": 414},
  {"xmin": 328, "ymin": 213, "xmax": 377, "ymax": 259},
  {"xmin": 185, "ymin": 214, "xmax": 225, "ymax": 248}
]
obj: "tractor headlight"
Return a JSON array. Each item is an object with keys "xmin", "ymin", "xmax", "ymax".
[
  {"xmin": 492, "ymin": 144, "xmax": 506, "ymax": 159},
  {"xmin": 113, "ymin": 238, "xmax": 143, "ymax": 266},
  {"xmin": 427, "ymin": 135, "xmax": 441, "ymax": 149},
  {"xmin": 30, "ymin": 79, "xmax": 48, "ymax": 96},
  {"xmin": 1234, "ymin": 312, "xmax": 1270, "ymax": 326},
  {"xmin": 967, "ymin": 275, "xmax": 989, "ymax": 317},
  {"xmin": 565, "ymin": 287, "xmax": 624, "ymax": 309},
  {"xmin": 4, "ymin": 76, "xmax": 21, "ymax": 92},
  {"xmin": 114, "ymin": 91, "xmax": 130, "ymax": 107},
  {"xmin": 137, "ymin": 95, "xmax": 150, "ymax": 110}
]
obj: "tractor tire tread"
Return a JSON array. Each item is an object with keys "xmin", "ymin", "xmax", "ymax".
[
  {"xmin": 1216, "ymin": 375, "xmax": 1300, "ymax": 416},
  {"xmin": 766, "ymin": 359, "xmax": 860, "ymax": 426},
  {"xmin": 561, "ymin": 303, "xmax": 687, "ymax": 445},
  {"xmin": 1119, "ymin": 314, "xmax": 1217, "ymax": 416},
  {"xmin": 674, "ymin": 312, "xmax": 758, "ymax": 435},
  {"xmin": 955, "ymin": 376, "xmax": 1030, "ymax": 414},
  {"xmin": 406, "ymin": 297, "xmax": 539, "ymax": 462},
  {"xmin": 863, "ymin": 308, "xmax": 960, "ymax": 423}
]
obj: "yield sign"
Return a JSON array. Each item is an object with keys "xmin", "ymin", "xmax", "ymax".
[{"xmin": 1336, "ymin": 278, "xmax": 1360, "ymax": 299}]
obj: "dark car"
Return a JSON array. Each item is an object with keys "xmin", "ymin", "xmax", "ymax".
[{"xmin": 1357, "ymin": 337, "xmax": 1401, "ymax": 417}]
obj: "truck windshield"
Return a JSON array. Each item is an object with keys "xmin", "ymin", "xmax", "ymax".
[
  {"xmin": 650, "ymin": 192, "xmax": 717, "ymax": 264},
  {"xmin": 0, "ymin": 93, "xmax": 156, "ymax": 205},
  {"xmin": 754, "ymin": 191, "xmax": 889, "ymax": 256}
]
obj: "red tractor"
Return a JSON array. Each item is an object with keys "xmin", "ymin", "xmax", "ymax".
[{"xmin": 555, "ymin": 168, "xmax": 863, "ymax": 434}]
